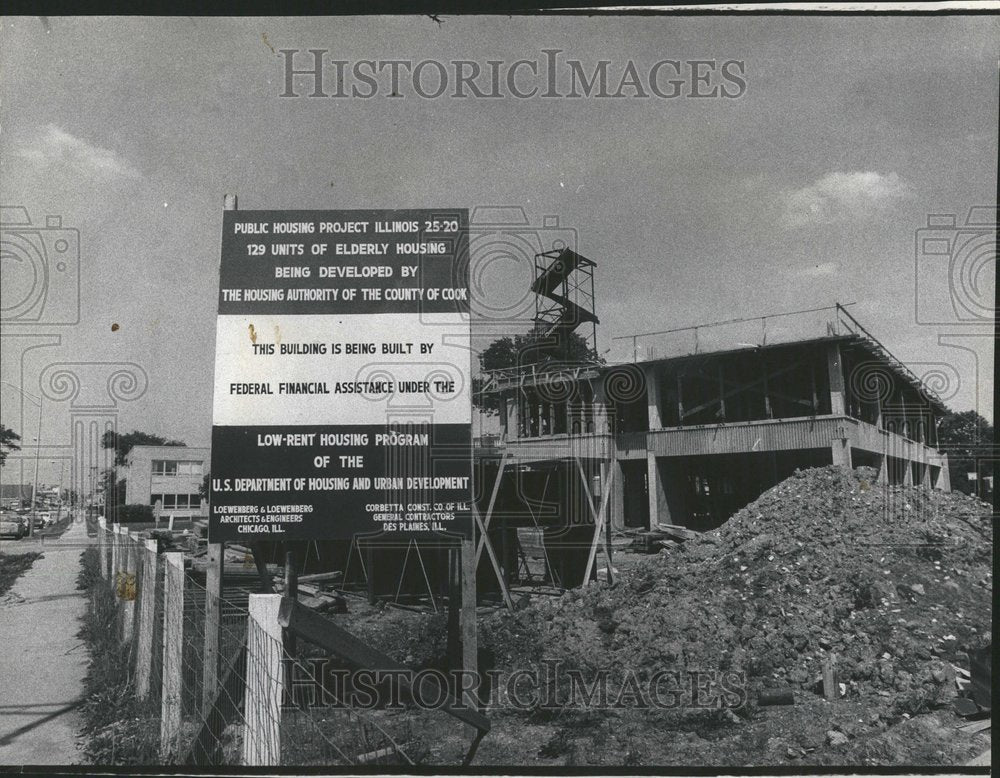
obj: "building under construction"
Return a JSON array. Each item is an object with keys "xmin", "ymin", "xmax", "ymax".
[
  {"xmin": 265, "ymin": 248, "xmax": 953, "ymax": 602},
  {"xmin": 471, "ymin": 248, "xmax": 951, "ymax": 589}
]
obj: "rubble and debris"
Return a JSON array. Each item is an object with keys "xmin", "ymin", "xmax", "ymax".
[
  {"xmin": 483, "ymin": 466, "xmax": 992, "ymax": 711},
  {"xmin": 953, "ymin": 698, "xmax": 980, "ymax": 718},
  {"xmin": 319, "ymin": 465, "xmax": 991, "ymax": 765},
  {"xmin": 758, "ymin": 688, "xmax": 795, "ymax": 706},
  {"xmin": 968, "ymin": 643, "xmax": 992, "ymax": 711}
]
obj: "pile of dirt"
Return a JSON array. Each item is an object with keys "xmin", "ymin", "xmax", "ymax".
[{"xmin": 482, "ymin": 465, "xmax": 992, "ymax": 712}]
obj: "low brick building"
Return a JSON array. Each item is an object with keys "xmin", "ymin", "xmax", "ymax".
[{"xmin": 124, "ymin": 445, "xmax": 210, "ymax": 519}]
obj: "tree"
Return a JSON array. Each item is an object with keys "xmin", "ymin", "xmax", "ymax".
[
  {"xmin": 937, "ymin": 410, "xmax": 994, "ymax": 497},
  {"xmin": 101, "ymin": 429, "xmax": 185, "ymax": 466},
  {"xmin": 96, "ymin": 468, "xmax": 127, "ymax": 518},
  {"xmin": 0, "ymin": 424, "xmax": 21, "ymax": 467},
  {"xmin": 200, "ymin": 472, "xmax": 210, "ymax": 499},
  {"xmin": 474, "ymin": 330, "xmax": 603, "ymax": 416}
]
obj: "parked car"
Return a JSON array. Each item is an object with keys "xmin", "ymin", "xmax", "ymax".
[{"xmin": 0, "ymin": 513, "xmax": 26, "ymax": 539}]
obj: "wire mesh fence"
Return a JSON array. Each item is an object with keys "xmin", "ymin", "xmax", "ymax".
[
  {"xmin": 92, "ymin": 522, "xmax": 252, "ymax": 764},
  {"xmin": 278, "ymin": 630, "xmax": 416, "ymax": 766},
  {"xmin": 238, "ymin": 603, "xmax": 422, "ymax": 766},
  {"xmin": 88, "ymin": 519, "xmax": 470, "ymax": 767}
]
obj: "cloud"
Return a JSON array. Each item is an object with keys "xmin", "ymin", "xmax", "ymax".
[
  {"xmin": 780, "ymin": 171, "xmax": 908, "ymax": 227},
  {"xmin": 18, "ymin": 124, "xmax": 140, "ymax": 180}
]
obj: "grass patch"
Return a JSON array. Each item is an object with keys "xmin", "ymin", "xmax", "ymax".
[
  {"xmin": 0, "ymin": 550, "xmax": 42, "ymax": 596},
  {"xmin": 76, "ymin": 546, "xmax": 161, "ymax": 765}
]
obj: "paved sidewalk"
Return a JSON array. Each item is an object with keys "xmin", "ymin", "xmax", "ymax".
[{"xmin": 0, "ymin": 519, "xmax": 92, "ymax": 765}]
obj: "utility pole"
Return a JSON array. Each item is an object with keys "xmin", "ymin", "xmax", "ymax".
[
  {"xmin": 52, "ymin": 460, "xmax": 65, "ymax": 521},
  {"xmin": 30, "ymin": 420, "xmax": 40, "ymax": 535}
]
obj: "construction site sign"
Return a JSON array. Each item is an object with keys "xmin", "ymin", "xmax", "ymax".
[{"xmin": 209, "ymin": 209, "xmax": 471, "ymax": 541}]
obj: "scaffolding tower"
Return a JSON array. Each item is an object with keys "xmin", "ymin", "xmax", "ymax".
[{"xmin": 530, "ymin": 247, "xmax": 599, "ymax": 360}]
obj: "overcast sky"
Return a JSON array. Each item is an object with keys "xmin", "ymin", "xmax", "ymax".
[{"xmin": 0, "ymin": 14, "xmax": 996, "ymax": 484}]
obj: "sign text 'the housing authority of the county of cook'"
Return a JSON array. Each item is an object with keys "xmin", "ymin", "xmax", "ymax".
[{"xmin": 209, "ymin": 209, "xmax": 472, "ymax": 542}]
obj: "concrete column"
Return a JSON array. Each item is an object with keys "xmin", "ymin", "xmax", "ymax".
[
  {"xmin": 831, "ymin": 420, "xmax": 852, "ymax": 469},
  {"xmin": 876, "ymin": 454, "xmax": 889, "ymax": 484},
  {"xmin": 645, "ymin": 366, "xmax": 662, "ymax": 429},
  {"xmin": 659, "ymin": 459, "xmax": 691, "ymax": 527},
  {"xmin": 646, "ymin": 451, "xmax": 663, "ymax": 527},
  {"xmin": 501, "ymin": 394, "xmax": 514, "ymax": 438},
  {"xmin": 831, "ymin": 441, "xmax": 852, "ymax": 468},
  {"xmin": 936, "ymin": 452, "xmax": 951, "ymax": 491},
  {"xmin": 826, "ymin": 343, "xmax": 846, "ymax": 416}
]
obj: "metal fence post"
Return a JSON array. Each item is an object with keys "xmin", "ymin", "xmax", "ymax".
[
  {"xmin": 243, "ymin": 593, "xmax": 283, "ymax": 766},
  {"xmin": 136, "ymin": 538, "xmax": 158, "ymax": 700},
  {"xmin": 160, "ymin": 551, "xmax": 184, "ymax": 758}
]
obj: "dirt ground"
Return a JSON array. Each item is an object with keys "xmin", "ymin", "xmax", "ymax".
[
  {"xmin": 327, "ymin": 465, "xmax": 992, "ymax": 767},
  {"xmin": 466, "ymin": 696, "xmax": 991, "ymax": 767}
]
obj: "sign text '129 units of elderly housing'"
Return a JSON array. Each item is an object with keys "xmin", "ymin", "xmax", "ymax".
[{"xmin": 209, "ymin": 210, "xmax": 472, "ymax": 541}]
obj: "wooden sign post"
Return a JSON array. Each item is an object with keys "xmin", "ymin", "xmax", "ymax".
[{"xmin": 460, "ymin": 537, "xmax": 478, "ymax": 709}]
